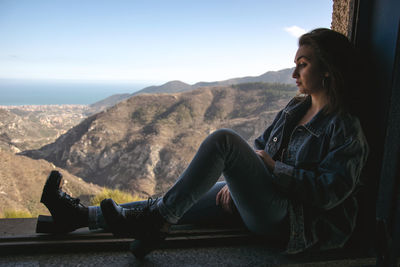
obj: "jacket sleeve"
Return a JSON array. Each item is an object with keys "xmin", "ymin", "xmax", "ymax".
[
  {"xmin": 272, "ymin": 135, "xmax": 369, "ymax": 210},
  {"xmin": 254, "ymin": 109, "xmax": 284, "ymax": 150}
]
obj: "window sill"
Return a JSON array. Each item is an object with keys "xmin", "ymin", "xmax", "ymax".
[{"xmin": 0, "ymin": 218, "xmax": 255, "ymax": 255}]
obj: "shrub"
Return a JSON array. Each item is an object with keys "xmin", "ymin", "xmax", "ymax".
[
  {"xmin": 1, "ymin": 209, "xmax": 32, "ymax": 218},
  {"xmin": 90, "ymin": 188, "xmax": 142, "ymax": 206}
]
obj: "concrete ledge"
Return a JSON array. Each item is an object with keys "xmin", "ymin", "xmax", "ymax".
[
  {"xmin": 0, "ymin": 218, "xmax": 268, "ymax": 254},
  {"xmin": 0, "ymin": 218, "xmax": 378, "ymax": 266}
]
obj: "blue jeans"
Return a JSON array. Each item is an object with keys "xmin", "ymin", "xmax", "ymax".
[
  {"xmin": 90, "ymin": 129, "xmax": 289, "ymax": 239},
  {"xmin": 158, "ymin": 129, "xmax": 289, "ymax": 238}
]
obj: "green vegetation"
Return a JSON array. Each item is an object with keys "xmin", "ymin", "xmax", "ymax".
[
  {"xmin": 131, "ymin": 104, "xmax": 168, "ymax": 125},
  {"xmin": 175, "ymin": 103, "xmax": 193, "ymax": 123},
  {"xmin": 90, "ymin": 188, "xmax": 142, "ymax": 206},
  {"xmin": 232, "ymin": 82, "xmax": 297, "ymax": 92},
  {"xmin": 131, "ymin": 108, "xmax": 148, "ymax": 124},
  {"xmin": 1, "ymin": 209, "xmax": 33, "ymax": 218}
]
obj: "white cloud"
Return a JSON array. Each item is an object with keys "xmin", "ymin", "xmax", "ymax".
[{"xmin": 284, "ymin": 26, "xmax": 307, "ymax": 38}]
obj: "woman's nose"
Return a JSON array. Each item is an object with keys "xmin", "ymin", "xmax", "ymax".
[{"xmin": 292, "ymin": 68, "xmax": 298, "ymax": 78}]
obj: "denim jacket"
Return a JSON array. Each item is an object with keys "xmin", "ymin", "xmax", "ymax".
[{"xmin": 254, "ymin": 96, "xmax": 369, "ymax": 253}]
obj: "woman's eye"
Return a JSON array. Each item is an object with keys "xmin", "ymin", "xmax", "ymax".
[{"xmin": 294, "ymin": 62, "xmax": 307, "ymax": 69}]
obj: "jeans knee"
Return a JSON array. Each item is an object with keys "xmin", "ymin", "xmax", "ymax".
[
  {"xmin": 206, "ymin": 129, "xmax": 245, "ymax": 151},
  {"xmin": 210, "ymin": 128, "xmax": 240, "ymax": 142}
]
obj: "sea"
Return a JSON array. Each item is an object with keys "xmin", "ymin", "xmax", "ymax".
[{"xmin": 0, "ymin": 79, "xmax": 154, "ymax": 106}]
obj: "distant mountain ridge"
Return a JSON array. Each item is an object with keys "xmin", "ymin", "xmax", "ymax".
[
  {"xmin": 134, "ymin": 68, "xmax": 295, "ymax": 95},
  {"xmin": 88, "ymin": 68, "xmax": 295, "ymax": 114},
  {"xmin": 136, "ymin": 80, "xmax": 192, "ymax": 95}
]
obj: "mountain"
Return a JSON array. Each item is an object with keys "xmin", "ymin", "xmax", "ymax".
[
  {"xmin": 89, "ymin": 68, "xmax": 295, "ymax": 113},
  {"xmin": 0, "ymin": 150, "xmax": 101, "ymax": 217},
  {"xmin": 134, "ymin": 80, "xmax": 192, "ymax": 95},
  {"xmin": 22, "ymin": 82, "xmax": 297, "ymax": 198}
]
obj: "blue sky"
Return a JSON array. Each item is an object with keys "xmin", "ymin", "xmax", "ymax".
[{"xmin": 0, "ymin": 0, "xmax": 332, "ymax": 84}]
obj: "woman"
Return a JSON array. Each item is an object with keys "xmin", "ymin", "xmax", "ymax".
[{"xmin": 38, "ymin": 28, "xmax": 369, "ymax": 257}]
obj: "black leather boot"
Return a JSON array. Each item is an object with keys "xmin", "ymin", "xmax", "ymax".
[
  {"xmin": 37, "ymin": 170, "xmax": 88, "ymax": 233},
  {"xmin": 100, "ymin": 197, "xmax": 168, "ymax": 239},
  {"xmin": 101, "ymin": 198, "xmax": 169, "ymax": 258}
]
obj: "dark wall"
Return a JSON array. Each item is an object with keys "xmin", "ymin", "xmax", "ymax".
[{"xmin": 351, "ymin": 0, "xmax": 400, "ymax": 257}]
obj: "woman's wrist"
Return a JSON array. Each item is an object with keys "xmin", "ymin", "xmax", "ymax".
[{"xmin": 267, "ymin": 158, "xmax": 276, "ymax": 171}]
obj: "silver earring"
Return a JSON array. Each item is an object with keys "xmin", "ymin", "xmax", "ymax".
[{"xmin": 322, "ymin": 77, "xmax": 328, "ymax": 88}]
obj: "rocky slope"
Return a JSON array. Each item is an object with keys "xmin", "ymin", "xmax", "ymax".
[
  {"xmin": 0, "ymin": 150, "xmax": 101, "ymax": 217},
  {"xmin": 23, "ymin": 83, "xmax": 297, "ymax": 198}
]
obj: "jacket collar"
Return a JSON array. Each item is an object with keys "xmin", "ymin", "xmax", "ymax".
[{"xmin": 283, "ymin": 96, "xmax": 333, "ymax": 138}]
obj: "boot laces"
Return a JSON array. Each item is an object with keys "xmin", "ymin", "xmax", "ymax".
[
  {"xmin": 59, "ymin": 190, "xmax": 82, "ymax": 208},
  {"xmin": 125, "ymin": 197, "xmax": 159, "ymax": 218}
]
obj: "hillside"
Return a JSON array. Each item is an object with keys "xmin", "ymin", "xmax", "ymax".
[
  {"xmin": 22, "ymin": 83, "xmax": 297, "ymax": 198},
  {"xmin": 0, "ymin": 105, "xmax": 88, "ymax": 153},
  {"xmin": 0, "ymin": 150, "xmax": 102, "ymax": 217}
]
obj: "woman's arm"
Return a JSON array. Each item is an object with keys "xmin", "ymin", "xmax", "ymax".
[
  {"xmin": 272, "ymin": 137, "xmax": 369, "ymax": 210},
  {"xmin": 255, "ymin": 150, "xmax": 275, "ymax": 171}
]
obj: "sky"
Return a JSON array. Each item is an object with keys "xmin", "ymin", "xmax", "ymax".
[{"xmin": 0, "ymin": 0, "xmax": 333, "ymax": 85}]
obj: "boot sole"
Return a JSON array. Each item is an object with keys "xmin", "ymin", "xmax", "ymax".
[
  {"xmin": 36, "ymin": 215, "xmax": 71, "ymax": 233},
  {"xmin": 37, "ymin": 214, "xmax": 164, "ymax": 257}
]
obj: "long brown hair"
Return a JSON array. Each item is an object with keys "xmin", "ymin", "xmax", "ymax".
[{"xmin": 298, "ymin": 28, "xmax": 358, "ymax": 114}]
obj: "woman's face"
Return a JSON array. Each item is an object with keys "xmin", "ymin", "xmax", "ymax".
[{"xmin": 292, "ymin": 45, "xmax": 327, "ymax": 95}]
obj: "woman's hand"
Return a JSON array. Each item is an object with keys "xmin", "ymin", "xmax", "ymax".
[
  {"xmin": 255, "ymin": 150, "xmax": 276, "ymax": 171},
  {"xmin": 216, "ymin": 185, "xmax": 235, "ymax": 213}
]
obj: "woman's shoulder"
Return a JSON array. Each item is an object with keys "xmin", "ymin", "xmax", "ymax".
[
  {"xmin": 326, "ymin": 111, "xmax": 369, "ymax": 162},
  {"xmin": 327, "ymin": 111, "xmax": 365, "ymax": 140}
]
